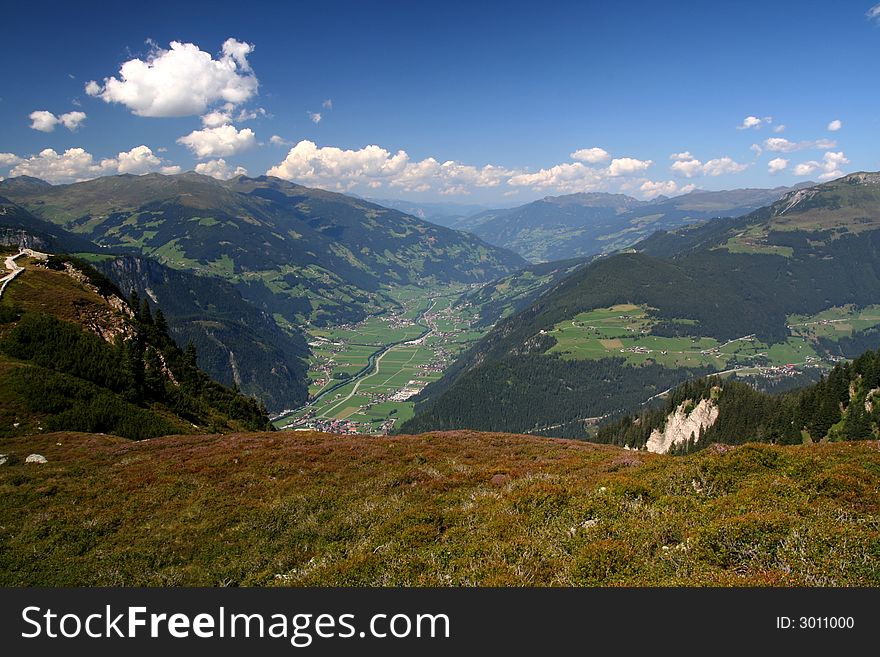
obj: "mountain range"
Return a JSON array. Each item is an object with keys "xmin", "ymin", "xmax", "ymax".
[
  {"xmin": 0, "ymin": 173, "xmax": 526, "ymax": 327},
  {"xmin": 460, "ymin": 185, "xmax": 813, "ymax": 262},
  {"xmin": 401, "ymin": 173, "xmax": 880, "ymax": 439}
]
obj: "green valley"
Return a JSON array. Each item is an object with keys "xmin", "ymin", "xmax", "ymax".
[{"xmin": 275, "ymin": 284, "xmax": 487, "ymax": 433}]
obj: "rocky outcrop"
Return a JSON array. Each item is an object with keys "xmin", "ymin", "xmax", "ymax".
[{"xmin": 645, "ymin": 397, "xmax": 719, "ymax": 454}]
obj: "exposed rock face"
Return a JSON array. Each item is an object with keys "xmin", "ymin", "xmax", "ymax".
[
  {"xmin": 58, "ymin": 261, "xmax": 136, "ymax": 343},
  {"xmin": 645, "ymin": 397, "xmax": 719, "ymax": 454},
  {"xmin": 25, "ymin": 454, "xmax": 47, "ymax": 464}
]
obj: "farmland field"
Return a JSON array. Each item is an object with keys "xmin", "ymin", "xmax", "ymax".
[
  {"xmin": 543, "ymin": 303, "xmax": 857, "ymax": 376},
  {"xmin": 275, "ymin": 284, "xmax": 486, "ymax": 433}
]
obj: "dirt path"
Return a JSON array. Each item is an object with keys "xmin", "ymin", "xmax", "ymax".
[{"xmin": 0, "ymin": 249, "xmax": 49, "ymax": 299}]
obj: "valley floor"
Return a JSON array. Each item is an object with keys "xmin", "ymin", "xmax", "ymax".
[
  {"xmin": 275, "ymin": 283, "xmax": 485, "ymax": 434},
  {"xmin": 1, "ymin": 430, "xmax": 878, "ymax": 586}
]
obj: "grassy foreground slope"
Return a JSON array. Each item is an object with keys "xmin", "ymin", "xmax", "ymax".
[{"xmin": 1, "ymin": 431, "xmax": 878, "ymax": 586}]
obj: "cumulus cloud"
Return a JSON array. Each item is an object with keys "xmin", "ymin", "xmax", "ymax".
[
  {"xmin": 115, "ymin": 144, "xmax": 165, "ymax": 174},
  {"xmin": 85, "ymin": 38, "xmax": 258, "ymax": 117},
  {"xmin": 607, "ymin": 157, "xmax": 652, "ymax": 177},
  {"xmin": 570, "ymin": 147, "xmax": 610, "ymax": 163},
  {"xmin": 670, "ymin": 152, "xmax": 704, "ymax": 178},
  {"xmin": 702, "ymin": 156, "xmax": 749, "ymax": 176},
  {"xmin": 308, "ymin": 112, "xmax": 322, "ymax": 123},
  {"xmin": 392, "ymin": 159, "xmax": 515, "ymax": 194},
  {"xmin": 177, "ymin": 124, "xmax": 256, "ymax": 158},
  {"xmin": 767, "ymin": 157, "xmax": 788, "ymax": 174},
  {"xmin": 773, "ymin": 124, "xmax": 785, "ymax": 133},
  {"xmin": 322, "ymin": 99, "xmax": 333, "ymax": 110},
  {"xmin": 268, "ymin": 141, "xmax": 409, "ymax": 188},
  {"xmin": 762, "ymin": 137, "xmax": 837, "ymax": 153},
  {"xmin": 507, "ymin": 162, "xmax": 604, "ymax": 192},
  {"xmin": 201, "ymin": 107, "xmax": 233, "ymax": 128},
  {"xmin": 670, "ymin": 152, "xmax": 747, "ymax": 178},
  {"xmin": 0, "ymin": 153, "xmax": 24, "ymax": 167},
  {"xmin": 639, "ymin": 179, "xmax": 696, "ymax": 199},
  {"xmin": 29, "ymin": 110, "xmax": 87, "ymax": 132},
  {"xmin": 9, "ymin": 146, "xmax": 175, "ymax": 183},
  {"xmin": 269, "ymin": 135, "xmax": 292, "ymax": 147},
  {"xmin": 827, "ymin": 119, "xmax": 842, "ymax": 132},
  {"xmin": 267, "ymin": 140, "xmax": 515, "ymax": 195},
  {"xmin": 195, "ymin": 158, "xmax": 248, "ymax": 179},
  {"xmin": 792, "ymin": 161, "xmax": 818, "ymax": 176},
  {"xmin": 737, "ymin": 115, "xmax": 772, "ymax": 130},
  {"xmin": 263, "ymin": 141, "xmax": 747, "ymax": 198},
  {"xmin": 793, "ymin": 151, "xmax": 849, "ymax": 180}
]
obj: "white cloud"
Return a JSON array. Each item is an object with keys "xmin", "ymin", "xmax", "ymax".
[
  {"xmin": 59, "ymin": 112, "xmax": 87, "ymax": 130},
  {"xmin": 639, "ymin": 179, "xmax": 696, "ymax": 199},
  {"xmin": 670, "ymin": 152, "xmax": 747, "ymax": 178},
  {"xmin": 767, "ymin": 157, "xmax": 788, "ymax": 174},
  {"xmin": 570, "ymin": 147, "xmax": 610, "ymax": 163},
  {"xmin": 702, "ymin": 156, "xmax": 749, "ymax": 176},
  {"xmin": 262, "ymin": 142, "xmax": 737, "ymax": 198},
  {"xmin": 0, "ymin": 153, "xmax": 23, "ymax": 167},
  {"xmin": 793, "ymin": 161, "xmax": 818, "ymax": 176},
  {"xmin": 868, "ymin": 4, "xmax": 880, "ymax": 20},
  {"xmin": 9, "ymin": 145, "xmax": 174, "ymax": 183},
  {"xmin": 160, "ymin": 165, "xmax": 182, "ymax": 175},
  {"xmin": 308, "ymin": 112, "xmax": 322, "ymax": 123},
  {"xmin": 28, "ymin": 110, "xmax": 87, "ymax": 132},
  {"xmin": 322, "ymin": 99, "xmax": 333, "ymax": 110},
  {"xmin": 268, "ymin": 141, "xmax": 409, "ymax": 188},
  {"xmin": 670, "ymin": 152, "xmax": 704, "ymax": 178},
  {"xmin": 763, "ymin": 137, "xmax": 837, "ymax": 152},
  {"xmin": 607, "ymin": 157, "xmax": 652, "ymax": 177},
  {"xmin": 28, "ymin": 111, "xmax": 60, "ymax": 132},
  {"xmin": 236, "ymin": 107, "xmax": 267, "ymax": 122},
  {"xmin": 737, "ymin": 115, "xmax": 772, "ymax": 130},
  {"xmin": 817, "ymin": 151, "xmax": 848, "ymax": 180},
  {"xmin": 115, "ymin": 144, "xmax": 164, "ymax": 174},
  {"xmin": 827, "ymin": 119, "xmax": 842, "ymax": 132},
  {"xmin": 391, "ymin": 159, "xmax": 514, "ymax": 194},
  {"xmin": 201, "ymin": 107, "xmax": 233, "ymax": 127},
  {"xmin": 85, "ymin": 38, "xmax": 258, "ymax": 117},
  {"xmin": 269, "ymin": 135, "xmax": 291, "ymax": 147},
  {"xmin": 793, "ymin": 151, "xmax": 849, "ymax": 180},
  {"xmin": 194, "ymin": 158, "xmax": 248, "ymax": 179},
  {"xmin": 773, "ymin": 124, "xmax": 785, "ymax": 133},
  {"xmin": 177, "ymin": 124, "xmax": 256, "ymax": 158},
  {"xmin": 507, "ymin": 162, "xmax": 604, "ymax": 192},
  {"xmin": 267, "ymin": 140, "xmax": 514, "ymax": 195}
]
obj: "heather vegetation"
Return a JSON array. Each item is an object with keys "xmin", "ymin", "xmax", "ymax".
[{"xmin": 1, "ymin": 431, "xmax": 877, "ymax": 586}]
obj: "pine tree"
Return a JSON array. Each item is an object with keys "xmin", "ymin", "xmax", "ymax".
[
  {"xmin": 139, "ymin": 298, "xmax": 153, "ymax": 325},
  {"xmin": 154, "ymin": 308, "xmax": 168, "ymax": 336}
]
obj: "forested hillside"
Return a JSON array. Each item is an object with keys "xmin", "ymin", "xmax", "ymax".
[
  {"xmin": 597, "ymin": 348, "xmax": 880, "ymax": 451},
  {"xmin": 403, "ymin": 173, "xmax": 880, "ymax": 438},
  {"xmin": 95, "ymin": 254, "xmax": 309, "ymax": 412},
  {"xmin": 0, "ymin": 252, "xmax": 270, "ymax": 439}
]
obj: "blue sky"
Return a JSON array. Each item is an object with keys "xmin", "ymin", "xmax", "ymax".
[{"xmin": 1, "ymin": 0, "xmax": 879, "ymax": 203}]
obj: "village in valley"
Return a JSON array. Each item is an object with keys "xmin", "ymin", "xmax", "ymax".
[{"xmin": 274, "ymin": 285, "xmax": 485, "ymax": 434}]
